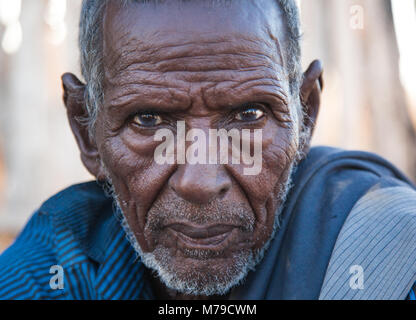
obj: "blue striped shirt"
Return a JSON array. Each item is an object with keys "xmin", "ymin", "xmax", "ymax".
[{"xmin": 0, "ymin": 182, "xmax": 414, "ymax": 300}]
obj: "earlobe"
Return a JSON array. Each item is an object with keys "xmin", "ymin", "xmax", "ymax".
[{"xmin": 61, "ymin": 73, "xmax": 104, "ymax": 180}]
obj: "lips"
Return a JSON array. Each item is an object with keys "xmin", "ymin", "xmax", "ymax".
[{"xmin": 166, "ymin": 223, "xmax": 236, "ymax": 247}]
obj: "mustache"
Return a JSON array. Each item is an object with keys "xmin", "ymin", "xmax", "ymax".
[
  {"xmin": 97, "ymin": 174, "xmax": 256, "ymax": 233},
  {"xmin": 145, "ymin": 194, "xmax": 256, "ymax": 233}
]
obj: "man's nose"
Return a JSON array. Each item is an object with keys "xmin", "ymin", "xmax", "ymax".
[{"xmin": 169, "ymin": 164, "xmax": 232, "ymax": 204}]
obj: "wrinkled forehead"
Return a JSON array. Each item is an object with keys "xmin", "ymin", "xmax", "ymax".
[{"xmin": 102, "ymin": 0, "xmax": 288, "ymax": 75}]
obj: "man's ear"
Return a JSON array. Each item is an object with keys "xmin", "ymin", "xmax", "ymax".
[
  {"xmin": 61, "ymin": 73, "xmax": 105, "ymax": 181},
  {"xmin": 298, "ymin": 60, "xmax": 324, "ymax": 153}
]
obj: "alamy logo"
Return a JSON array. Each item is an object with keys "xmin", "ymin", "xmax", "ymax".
[
  {"xmin": 154, "ymin": 121, "xmax": 263, "ymax": 176},
  {"xmin": 349, "ymin": 265, "xmax": 365, "ymax": 290},
  {"xmin": 350, "ymin": 5, "xmax": 364, "ymax": 30},
  {"xmin": 49, "ymin": 265, "xmax": 64, "ymax": 290}
]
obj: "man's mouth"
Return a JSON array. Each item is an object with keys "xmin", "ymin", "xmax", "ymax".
[{"xmin": 166, "ymin": 223, "xmax": 237, "ymax": 248}]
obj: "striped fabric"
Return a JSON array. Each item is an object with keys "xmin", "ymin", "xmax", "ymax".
[
  {"xmin": 0, "ymin": 182, "xmax": 154, "ymax": 300},
  {"xmin": 320, "ymin": 187, "xmax": 416, "ymax": 300},
  {"xmin": 0, "ymin": 181, "xmax": 414, "ymax": 300}
]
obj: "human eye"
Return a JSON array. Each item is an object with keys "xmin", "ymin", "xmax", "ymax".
[
  {"xmin": 234, "ymin": 105, "xmax": 265, "ymax": 122},
  {"xmin": 131, "ymin": 112, "xmax": 163, "ymax": 127}
]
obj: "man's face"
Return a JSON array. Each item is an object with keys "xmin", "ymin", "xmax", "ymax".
[{"xmin": 95, "ymin": 0, "xmax": 301, "ymax": 296}]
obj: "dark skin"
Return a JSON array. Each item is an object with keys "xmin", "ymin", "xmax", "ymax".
[{"xmin": 62, "ymin": 0, "xmax": 323, "ymax": 300}]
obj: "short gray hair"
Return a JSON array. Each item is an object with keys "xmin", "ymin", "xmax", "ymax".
[{"xmin": 79, "ymin": 0, "xmax": 302, "ymax": 135}]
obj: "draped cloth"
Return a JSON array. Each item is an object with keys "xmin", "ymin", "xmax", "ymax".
[
  {"xmin": 319, "ymin": 187, "xmax": 416, "ymax": 300},
  {"xmin": 229, "ymin": 147, "xmax": 416, "ymax": 300}
]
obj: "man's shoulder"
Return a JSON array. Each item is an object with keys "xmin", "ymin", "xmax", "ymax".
[
  {"xmin": 298, "ymin": 146, "xmax": 416, "ymax": 202},
  {"xmin": 290, "ymin": 147, "xmax": 415, "ymax": 219},
  {"xmin": 38, "ymin": 181, "xmax": 111, "ymax": 215},
  {"xmin": 3, "ymin": 181, "xmax": 110, "ymax": 250},
  {"xmin": 306, "ymin": 147, "xmax": 416, "ymax": 253},
  {"xmin": 304, "ymin": 146, "xmax": 413, "ymax": 182},
  {"xmin": 276, "ymin": 146, "xmax": 416, "ymax": 299},
  {"xmin": 0, "ymin": 181, "xmax": 111, "ymax": 300},
  {"xmin": 320, "ymin": 185, "xmax": 416, "ymax": 300},
  {"xmin": 0, "ymin": 209, "xmax": 59, "ymax": 299},
  {"xmin": 305, "ymin": 147, "xmax": 416, "ymax": 300}
]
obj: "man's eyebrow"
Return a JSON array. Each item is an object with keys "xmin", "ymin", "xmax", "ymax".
[
  {"xmin": 203, "ymin": 80, "xmax": 290, "ymax": 111},
  {"xmin": 106, "ymin": 90, "xmax": 192, "ymax": 113}
]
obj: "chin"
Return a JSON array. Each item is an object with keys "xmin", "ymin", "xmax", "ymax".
[
  {"xmin": 121, "ymin": 216, "xmax": 267, "ymax": 296},
  {"xmin": 141, "ymin": 246, "xmax": 256, "ymax": 296}
]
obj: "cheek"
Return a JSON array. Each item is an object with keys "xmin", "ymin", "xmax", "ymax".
[
  {"xmin": 262, "ymin": 125, "xmax": 298, "ymax": 181},
  {"xmin": 224, "ymin": 123, "xmax": 297, "ymax": 245},
  {"xmin": 100, "ymin": 126, "xmax": 174, "ymax": 195},
  {"xmin": 98, "ymin": 128, "xmax": 177, "ymax": 249},
  {"xmin": 227, "ymin": 123, "xmax": 298, "ymax": 204}
]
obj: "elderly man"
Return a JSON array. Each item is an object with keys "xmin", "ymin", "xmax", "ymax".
[{"xmin": 0, "ymin": 0, "xmax": 415, "ymax": 300}]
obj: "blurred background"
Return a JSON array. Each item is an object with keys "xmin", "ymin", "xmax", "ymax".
[{"xmin": 0, "ymin": 0, "xmax": 415, "ymax": 252}]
